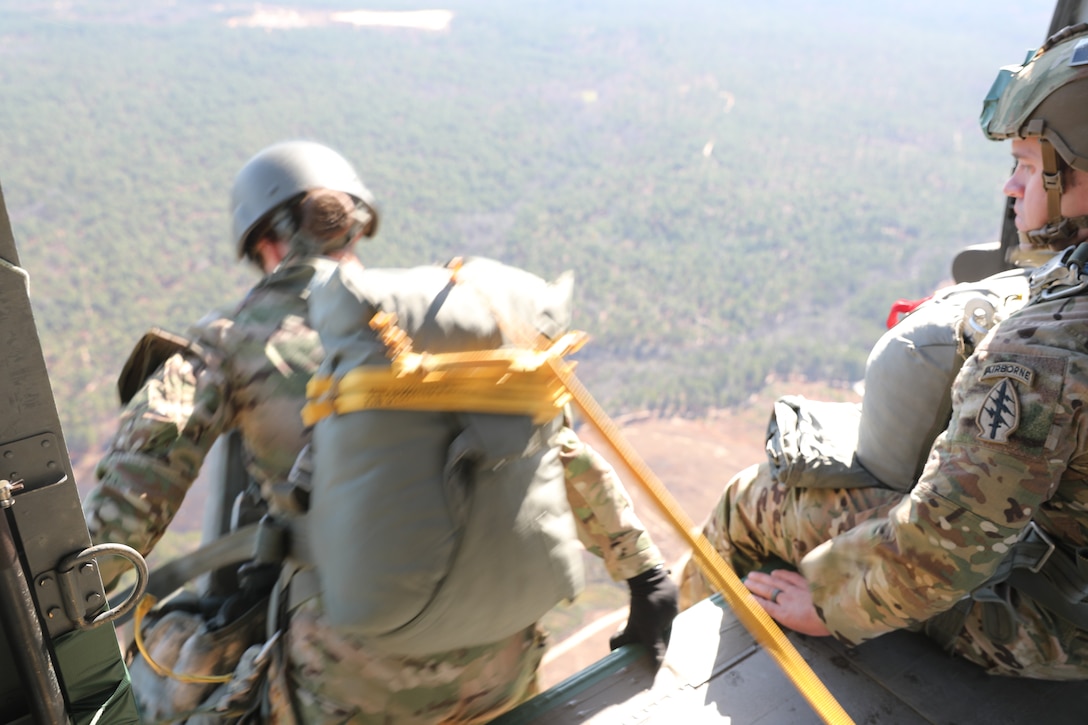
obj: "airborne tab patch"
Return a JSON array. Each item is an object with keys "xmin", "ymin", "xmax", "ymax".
[
  {"xmin": 977, "ymin": 378, "xmax": 1020, "ymax": 444},
  {"xmin": 980, "ymin": 362, "xmax": 1035, "ymax": 387}
]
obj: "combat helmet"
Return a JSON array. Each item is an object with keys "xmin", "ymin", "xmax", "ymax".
[
  {"xmin": 981, "ymin": 23, "xmax": 1088, "ymax": 248},
  {"xmin": 231, "ymin": 140, "xmax": 380, "ymax": 261}
]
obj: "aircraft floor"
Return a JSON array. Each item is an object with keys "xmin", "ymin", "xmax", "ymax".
[{"xmin": 493, "ymin": 595, "xmax": 1088, "ymax": 724}]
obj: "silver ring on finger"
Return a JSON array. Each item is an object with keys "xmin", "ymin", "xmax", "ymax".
[{"xmin": 770, "ymin": 588, "xmax": 782, "ymax": 604}]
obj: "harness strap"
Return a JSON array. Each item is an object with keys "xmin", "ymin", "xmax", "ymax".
[
  {"xmin": 969, "ymin": 522, "xmax": 1088, "ymax": 643},
  {"xmin": 1007, "ymin": 533, "xmax": 1088, "ymax": 628},
  {"xmin": 988, "ymin": 521, "xmax": 1058, "ymax": 583},
  {"xmin": 137, "ymin": 524, "xmax": 261, "ymax": 604},
  {"xmin": 118, "ymin": 514, "xmax": 318, "ymax": 688},
  {"xmin": 116, "ymin": 515, "xmax": 315, "ymax": 627}
]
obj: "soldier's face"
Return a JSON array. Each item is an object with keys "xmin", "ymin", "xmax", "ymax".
[
  {"xmin": 1004, "ymin": 137, "xmax": 1088, "ymax": 245},
  {"xmin": 1004, "ymin": 138, "xmax": 1049, "ymax": 237}
]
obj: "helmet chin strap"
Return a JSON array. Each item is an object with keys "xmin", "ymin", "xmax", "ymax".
[
  {"xmin": 1039, "ymin": 134, "xmax": 1064, "ymax": 223},
  {"xmin": 1020, "ymin": 135, "xmax": 1088, "ymax": 250},
  {"xmin": 1020, "ymin": 215, "xmax": 1088, "ymax": 249}
]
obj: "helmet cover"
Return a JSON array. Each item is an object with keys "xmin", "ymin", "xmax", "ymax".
[
  {"xmin": 230, "ymin": 140, "xmax": 379, "ymax": 258},
  {"xmin": 981, "ymin": 24, "xmax": 1088, "ymax": 172}
]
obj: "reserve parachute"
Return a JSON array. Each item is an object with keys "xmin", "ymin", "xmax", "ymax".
[{"xmin": 302, "ymin": 255, "xmax": 585, "ymax": 655}]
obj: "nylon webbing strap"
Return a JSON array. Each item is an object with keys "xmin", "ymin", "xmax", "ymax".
[
  {"xmin": 114, "ymin": 516, "xmax": 308, "ymax": 626},
  {"xmin": 141, "ymin": 523, "xmax": 262, "ymax": 602},
  {"xmin": 980, "ymin": 521, "xmax": 1088, "ymax": 633},
  {"xmin": 1042, "ymin": 138, "xmax": 1063, "ymax": 223},
  {"xmin": 302, "ymin": 332, "xmax": 585, "ymax": 426}
]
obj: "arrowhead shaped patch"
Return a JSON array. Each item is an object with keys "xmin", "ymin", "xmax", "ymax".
[{"xmin": 977, "ymin": 377, "xmax": 1020, "ymax": 443}]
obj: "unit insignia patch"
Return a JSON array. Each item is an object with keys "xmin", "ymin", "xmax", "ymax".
[{"xmin": 977, "ymin": 372, "xmax": 1027, "ymax": 444}]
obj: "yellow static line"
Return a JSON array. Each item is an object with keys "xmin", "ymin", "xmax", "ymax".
[{"xmin": 550, "ymin": 365, "xmax": 856, "ymax": 725}]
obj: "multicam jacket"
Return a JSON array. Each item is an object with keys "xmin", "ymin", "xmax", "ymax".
[{"xmin": 804, "ymin": 284, "xmax": 1088, "ymax": 677}]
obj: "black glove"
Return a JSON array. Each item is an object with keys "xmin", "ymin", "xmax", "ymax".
[{"xmin": 609, "ymin": 565, "xmax": 679, "ymax": 667}]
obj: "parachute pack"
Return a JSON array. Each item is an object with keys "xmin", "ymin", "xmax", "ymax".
[
  {"xmin": 767, "ymin": 268, "xmax": 1030, "ymax": 492},
  {"xmin": 301, "ymin": 255, "xmax": 586, "ymax": 656}
]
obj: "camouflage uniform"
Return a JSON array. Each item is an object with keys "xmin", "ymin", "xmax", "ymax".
[
  {"xmin": 681, "ymin": 285, "xmax": 1088, "ymax": 680},
  {"xmin": 676, "ymin": 462, "xmax": 903, "ymax": 608},
  {"xmin": 556, "ymin": 426, "xmax": 662, "ymax": 582},
  {"xmin": 84, "ymin": 255, "xmax": 663, "ymax": 723}
]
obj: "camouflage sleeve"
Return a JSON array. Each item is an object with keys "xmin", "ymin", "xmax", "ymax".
[
  {"xmin": 802, "ymin": 330, "xmax": 1078, "ymax": 645},
  {"xmin": 556, "ymin": 426, "xmax": 664, "ymax": 581},
  {"xmin": 83, "ymin": 348, "xmax": 231, "ymax": 590}
]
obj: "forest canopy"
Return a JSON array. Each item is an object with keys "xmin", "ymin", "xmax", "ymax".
[{"xmin": 0, "ymin": 0, "xmax": 1052, "ymax": 456}]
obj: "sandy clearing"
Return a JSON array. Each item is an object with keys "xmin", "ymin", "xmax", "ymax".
[
  {"xmin": 333, "ymin": 10, "xmax": 453, "ymax": 31},
  {"xmin": 227, "ymin": 7, "xmax": 453, "ymax": 31}
]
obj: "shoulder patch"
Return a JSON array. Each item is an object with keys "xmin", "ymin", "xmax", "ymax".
[
  {"xmin": 977, "ymin": 378, "xmax": 1020, "ymax": 444},
  {"xmin": 952, "ymin": 345, "xmax": 1067, "ymax": 459}
]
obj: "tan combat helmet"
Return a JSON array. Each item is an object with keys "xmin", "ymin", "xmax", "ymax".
[
  {"xmin": 230, "ymin": 140, "xmax": 380, "ymax": 262},
  {"xmin": 981, "ymin": 23, "xmax": 1088, "ymax": 249}
]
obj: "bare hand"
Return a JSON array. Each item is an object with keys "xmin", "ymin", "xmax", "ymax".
[{"xmin": 743, "ymin": 569, "xmax": 831, "ymax": 637}]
